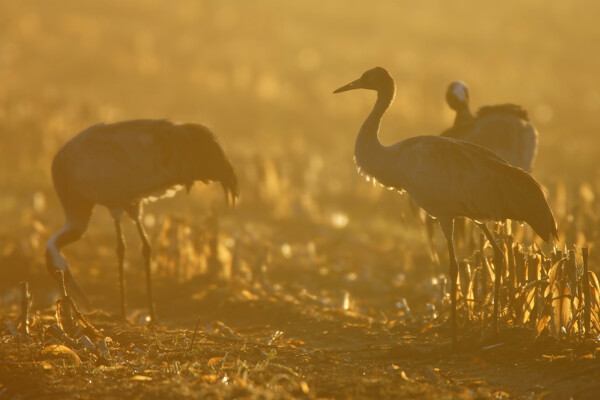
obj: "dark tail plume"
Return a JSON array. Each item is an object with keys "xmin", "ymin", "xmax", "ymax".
[
  {"xmin": 506, "ymin": 167, "xmax": 558, "ymax": 242},
  {"xmin": 220, "ymin": 158, "xmax": 239, "ymax": 206}
]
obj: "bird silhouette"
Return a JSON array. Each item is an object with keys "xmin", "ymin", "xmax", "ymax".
[
  {"xmin": 441, "ymin": 81, "xmax": 538, "ymax": 172},
  {"xmin": 46, "ymin": 119, "xmax": 239, "ymax": 322},
  {"xmin": 334, "ymin": 67, "xmax": 557, "ymax": 348}
]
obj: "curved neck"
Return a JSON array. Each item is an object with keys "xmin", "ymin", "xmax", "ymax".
[
  {"xmin": 454, "ymin": 103, "xmax": 473, "ymax": 126},
  {"xmin": 46, "ymin": 233, "xmax": 68, "ymax": 271},
  {"xmin": 354, "ymin": 85, "xmax": 395, "ymax": 169},
  {"xmin": 46, "ymin": 224, "xmax": 85, "ymax": 270}
]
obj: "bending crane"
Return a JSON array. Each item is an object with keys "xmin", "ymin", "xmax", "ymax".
[
  {"xmin": 46, "ymin": 119, "xmax": 239, "ymax": 321},
  {"xmin": 334, "ymin": 67, "xmax": 557, "ymax": 348},
  {"xmin": 441, "ymin": 81, "xmax": 538, "ymax": 172}
]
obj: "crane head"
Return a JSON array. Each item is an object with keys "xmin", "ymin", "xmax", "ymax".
[
  {"xmin": 333, "ymin": 67, "xmax": 395, "ymax": 93},
  {"xmin": 446, "ymin": 81, "xmax": 470, "ymax": 110},
  {"xmin": 45, "ymin": 245, "xmax": 90, "ymax": 306}
]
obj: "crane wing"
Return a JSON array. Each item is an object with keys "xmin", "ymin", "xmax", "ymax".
[
  {"xmin": 459, "ymin": 113, "xmax": 538, "ymax": 172},
  {"xmin": 62, "ymin": 120, "xmax": 188, "ymax": 207},
  {"xmin": 389, "ymin": 136, "xmax": 556, "ymax": 241},
  {"xmin": 477, "ymin": 104, "xmax": 529, "ymax": 121},
  {"xmin": 57, "ymin": 119, "xmax": 238, "ymax": 208}
]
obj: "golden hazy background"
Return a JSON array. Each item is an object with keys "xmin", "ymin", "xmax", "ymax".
[
  {"xmin": 3, "ymin": 1, "xmax": 599, "ymax": 176},
  {"xmin": 2, "ymin": 0, "xmax": 600, "ymax": 305}
]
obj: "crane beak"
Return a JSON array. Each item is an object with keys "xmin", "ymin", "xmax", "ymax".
[{"xmin": 333, "ymin": 78, "xmax": 362, "ymax": 93}]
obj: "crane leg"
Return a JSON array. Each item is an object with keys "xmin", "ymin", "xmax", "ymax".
[
  {"xmin": 446, "ymin": 238, "xmax": 459, "ymax": 350},
  {"xmin": 128, "ymin": 205, "xmax": 157, "ymax": 323},
  {"xmin": 112, "ymin": 215, "xmax": 127, "ymax": 319},
  {"xmin": 476, "ymin": 222, "xmax": 504, "ymax": 338},
  {"xmin": 439, "ymin": 217, "xmax": 458, "ymax": 350}
]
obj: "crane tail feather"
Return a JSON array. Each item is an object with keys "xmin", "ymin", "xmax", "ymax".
[
  {"xmin": 221, "ymin": 181, "xmax": 238, "ymax": 207},
  {"xmin": 219, "ymin": 158, "xmax": 239, "ymax": 207},
  {"xmin": 503, "ymin": 166, "xmax": 558, "ymax": 243}
]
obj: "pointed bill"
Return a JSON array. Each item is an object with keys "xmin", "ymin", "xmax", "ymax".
[{"xmin": 333, "ymin": 78, "xmax": 362, "ymax": 94}]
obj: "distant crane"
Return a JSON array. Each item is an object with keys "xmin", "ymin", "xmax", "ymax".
[
  {"xmin": 334, "ymin": 67, "xmax": 557, "ymax": 348},
  {"xmin": 441, "ymin": 81, "xmax": 538, "ymax": 172},
  {"xmin": 46, "ymin": 119, "xmax": 239, "ymax": 322}
]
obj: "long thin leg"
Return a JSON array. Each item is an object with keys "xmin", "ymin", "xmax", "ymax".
[
  {"xmin": 447, "ymin": 239, "xmax": 459, "ymax": 349},
  {"xmin": 476, "ymin": 222, "xmax": 504, "ymax": 338},
  {"xmin": 439, "ymin": 217, "xmax": 458, "ymax": 350},
  {"xmin": 127, "ymin": 203, "xmax": 157, "ymax": 323},
  {"xmin": 111, "ymin": 211, "xmax": 127, "ymax": 319}
]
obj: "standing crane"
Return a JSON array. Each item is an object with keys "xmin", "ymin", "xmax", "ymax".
[
  {"xmin": 334, "ymin": 67, "xmax": 557, "ymax": 348},
  {"xmin": 46, "ymin": 119, "xmax": 239, "ymax": 322},
  {"xmin": 441, "ymin": 80, "xmax": 538, "ymax": 172}
]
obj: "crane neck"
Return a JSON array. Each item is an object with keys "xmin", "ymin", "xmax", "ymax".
[
  {"xmin": 454, "ymin": 103, "xmax": 474, "ymax": 126},
  {"xmin": 46, "ymin": 224, "xmax": 85, "ymax": 270},
  {"xmin": 46, "ymin": 232, "xmax": 68, "ymax": 270},
  {"xmin": 354, "ymin": 84, "xmax": 395, "ymax": 169}
]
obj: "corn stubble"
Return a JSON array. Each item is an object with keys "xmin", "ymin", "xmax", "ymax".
[{"xmin": 445, "ymin": 229, "xmax": 600, "ymax": 341}]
